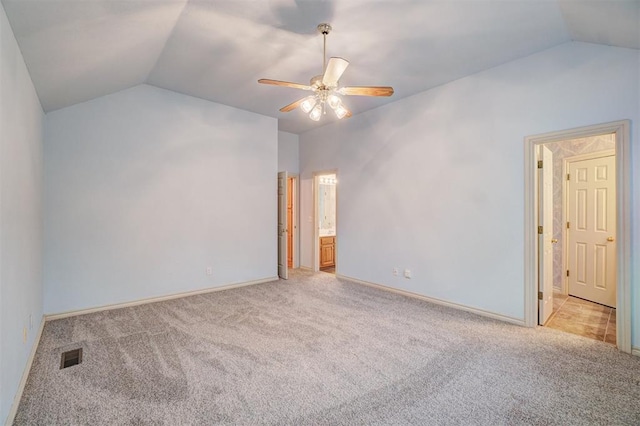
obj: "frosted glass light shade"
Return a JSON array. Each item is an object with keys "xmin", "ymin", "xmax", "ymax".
[
  {"xmin": 327, "ymin": 94, "xmax": 341, "ymax": 109},
  {"xmin": 300, "ymin": 96, "xmax": 316, "ymax": 113},
  {"xmin": 309, "ymin": 104, "xmax": 322, "ymax": 121},
  {"xmin": 334, "ymin": 104, "xmax": 348, "ymax": 119}
]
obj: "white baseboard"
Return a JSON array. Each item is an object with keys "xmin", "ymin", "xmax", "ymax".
[
  {"xmin": 337, "ymin": 274, "xmax": 525, "ymax": 327},
  {"xmin": 5, "ymin": 316, "xmax": 46, "ymax": 426},
  {"xmin": 632, "ymin": 346, "xmax": 640, "ymax": 358},
  {"xmin": 45, "ymin": 276, "xmax": 279, "ymax": 321}
]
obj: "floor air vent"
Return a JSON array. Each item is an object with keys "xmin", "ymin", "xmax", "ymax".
[{"xmin": 60, "ymin": 348, "xmax": 82, "ymax": 369}]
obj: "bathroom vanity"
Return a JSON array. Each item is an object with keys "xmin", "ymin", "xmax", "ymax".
[{"xmin": 320, "ymin": 235, "xmax": 335, "ymax": 268}]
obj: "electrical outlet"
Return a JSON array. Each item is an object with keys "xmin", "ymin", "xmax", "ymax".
[
  {"xmin": 23, "ymin": 327, "xmax": 27, "ymax": 343},
  {"xmin": 404, "ymin": 269, "xmax": 412, "ymax": 279},
  {"xmin": 206, "ymin": 267, "xmax": 213, "ymax": 276},
  {"xmin": 393, "ymin": 268, "xmax": 399, "ymax": 276}
]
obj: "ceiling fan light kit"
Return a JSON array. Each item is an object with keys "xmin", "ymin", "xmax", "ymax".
[{"xmin": 258, "ymin": 23, "xmax": 394, "ymax": 122}]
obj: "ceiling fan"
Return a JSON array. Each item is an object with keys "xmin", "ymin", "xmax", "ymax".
[{"xmin": 258, "ymin": 23, "xmax": 394, "ymax": 121}]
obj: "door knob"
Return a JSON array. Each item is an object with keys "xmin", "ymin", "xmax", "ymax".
[
  {"xmin": 551, "ymin": 239, "xmax": 558, "ymax": 244},
  {"xmin": 607, "ymin": 236, "xmax": 615, "ymax": 242}
]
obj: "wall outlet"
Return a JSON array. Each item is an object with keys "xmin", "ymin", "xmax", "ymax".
[
  {"xmin": 206, "ymin": 267, "xmax": 213, "ymax": 276},
  {"xmin": 393, "ymin": 267, "xmax": 399, "ymax": 276},
  {"xmin": 23, "ymin": 327, "xmax": 27, "ymax": 343},
  {"xmin": 404, "ymin": 269, "xmax": 412, "ymax": 279}
]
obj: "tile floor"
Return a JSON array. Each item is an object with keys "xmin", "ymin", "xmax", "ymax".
[{"xmin": 545, "ymin": 292, "xmax": 616, "ymax": 345}]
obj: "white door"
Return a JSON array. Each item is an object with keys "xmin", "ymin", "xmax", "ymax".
[
  {"xmin": 538, "ymin": 146, "xmax": 554, "ymax": 325},
  {"xmin": 567, "ymin": 155, "xmax": 616, "ymax": 307},
  {"xmin": 277, "ymin": 171, "xmax": 288, "ymax": 280}
]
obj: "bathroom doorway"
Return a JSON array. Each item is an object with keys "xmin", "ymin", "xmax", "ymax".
[
  {"xmin": 315, "ymin": 173, "xmax": 337, "ymax": 274},
  {"xmin": 539, "ymin": 137, "xmax": 617, "ymax": 345},
  {"xmin": 524, "ymin": 120, "xmax": 631, "ymax": 353}
]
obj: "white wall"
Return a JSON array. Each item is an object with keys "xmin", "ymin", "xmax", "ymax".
[
  {"xmin": 299, "ymin": 42, "xmax": 639, "ymax": 335},
  {"xmin": 0, "ymin": 3, "xmax": 44, "ymax": 423},
  {"xmin": 44, "ymin": 84, "xmax": 277, "ymax": 314},
  {"xmin": 278, "ymin": 131, "xmax": 299, "ymax": 174}
]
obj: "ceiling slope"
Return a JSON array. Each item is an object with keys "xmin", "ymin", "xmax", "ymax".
[
  {"xmin": 2, "ymin": 0, "xmax": 637, "ymax": 134},
  {"xmin": 559, "ymin": 0, "xmax": 640, "ymax": 50},
  {"xmin": 2, "ymin": 0, "xmax": 188, "ymax": 112}
]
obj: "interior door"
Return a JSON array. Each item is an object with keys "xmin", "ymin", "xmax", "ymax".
[
  {"xmin": 287, "ymin": 177, "xmax": 294, "ymax": 268},
  {"xmin": 538, "ymin": 145, "xmax": 554, "ymax": 325},
  {"xmin": 567, "ymin": 154, "xmax": 616, "ymax": 307},
  {"xmin": 277, "ymin": 171, "xmax": 288, "ymax": 280}
]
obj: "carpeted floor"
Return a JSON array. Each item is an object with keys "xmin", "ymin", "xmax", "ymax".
[{"xmin": 14, "ymin": 270, "xmax": 640, "ymax": 425}]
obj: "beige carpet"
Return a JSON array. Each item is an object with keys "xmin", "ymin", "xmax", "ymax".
[{"xmin": 14, "ymin": 270, "xmax": 640, "ymax": 425}]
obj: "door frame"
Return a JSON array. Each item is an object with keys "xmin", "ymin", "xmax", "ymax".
[
  {"xmin": 313, "ymin": 170, "xmax": 338, "ymax": 272},
  {"xmin": 277, "ymin": 171, "xmax": 289, "ymax": 279},
  {"xmin": 524, "ymin": 120, "xmax": 631, "ymax": 354},
  {"xmin": 561, "ymin": 149, "xmax": 616, "ymax": 295},
  {"xmin": 289, "ymin": 174, "xmax": 300, "ymax": 269}
]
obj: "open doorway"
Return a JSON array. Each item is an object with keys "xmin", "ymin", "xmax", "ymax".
[
  {"xmin": 315, "ymin": 173, "xmax": 337, "ymax": 274},
  {"xmin": 524, "ymin": 120, "xmax": 631, "ymax": 354},
  {"xmin": 539, "ymin": 136, "xmax": 617, "ymax": 344},
  {"xmin": 277, "ymin": 172, "xmax": 298, "ymax": 280},
  {"xmin": 287, "ymin": 176, "xmax": 296, "ymax": 270}
]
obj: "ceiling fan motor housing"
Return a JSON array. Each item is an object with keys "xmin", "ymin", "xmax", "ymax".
[{"xmin": 317, "ymin": 23, "xmax": 332, "ymax": 35}]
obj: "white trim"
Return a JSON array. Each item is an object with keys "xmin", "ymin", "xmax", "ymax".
[
  {"xmin": 337, "ymin": 274, "xmax": 525, "ymax": 326},
  {"xmin": 45, "ymin": 276, "xmax": 278, "ymax": 321},
  {"xmin": 6, "ymin": 316, "xmax": 46, "ymax": 426},
  {"xmin": 312, "ymin": 173, "xmax": 319, "ymax": 272},
  {"xmin": 562, "ymin": 149, "xmax": 616, "ymax": 296},
  {"xmin": 632, "ymin": 347, "xmax": 640, "ymax": 358},
  {"xmin": 563, "ymin": 149, "xmax": 615, "ymax": 164},
  {"xmin": 291, "ymin": 174, "xmax": 300, "ymax": 269},
  {"xmin": 524, "ymin": 120, "xmax": 631, "ymax": 354}
]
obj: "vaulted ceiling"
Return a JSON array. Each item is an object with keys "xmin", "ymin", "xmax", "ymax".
[{"xmin": 3, "ymin": 0, "xmax": 639, "ymax": 134}]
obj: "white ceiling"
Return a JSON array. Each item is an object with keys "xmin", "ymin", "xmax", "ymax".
[{"xmin": 3, "ymin": 0, "xmax": 639, "ymax": 134}]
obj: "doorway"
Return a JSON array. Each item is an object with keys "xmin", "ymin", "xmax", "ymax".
[
  {"xmin": 524, "ymin": 120, "xmax": 631, "ymax": 354},
  {"xmin": 277, "ymin": 172, "xmax": 298, "ymax": 280},
  {"xmin": 538, "ymin": 137, "xmax": 617, "ymax": 344},
  {"xmin": 315, "ymin": 173, "xmax": 337, "ymax": 274},
  {"xmin": 287, "ymin": 176, "xmax": 295, "ymax": 269}
]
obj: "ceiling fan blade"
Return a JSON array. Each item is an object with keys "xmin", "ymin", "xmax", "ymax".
[
  {"xmin": 279, "ymin": 98, "xmax": 306, "ymax": 113},
  {"xmin": 258, "ymin": 79, "xmax": 311, "ymax": 91},
  {"xmin": 340, "ymin": 86, "xmax": 394, "ymax": 97},
  {"xmin": 322, "ymin": 57, "xmax": 349, "ymax": 86}
]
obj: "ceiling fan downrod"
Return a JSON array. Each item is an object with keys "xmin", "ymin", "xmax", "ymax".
[{"xmin": 317, "ymin": 23, "xmax": 332, "ymax": 74}]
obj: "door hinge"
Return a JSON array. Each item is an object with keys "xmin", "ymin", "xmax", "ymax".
[
  {"xmin": 567, "ymin": 173, "xmax": 570, "ymax": 181},
  {"xmin": 567, "ymin": 270, "xmax": 570, "ymax": 277},
  {"xmin": 538, "ymin": 291, "xmax": 543, "ymax": 300},
  {"xmin": 566, "ymin": 222, "xmax": 570, "ymax": 229},
  {"xmin": 537, "ymin": 160, "xmax": 543, "ymax": 169},
  {"xmin": 538, "ymin": 226, "xmax": 543, "ymax": 234}
]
